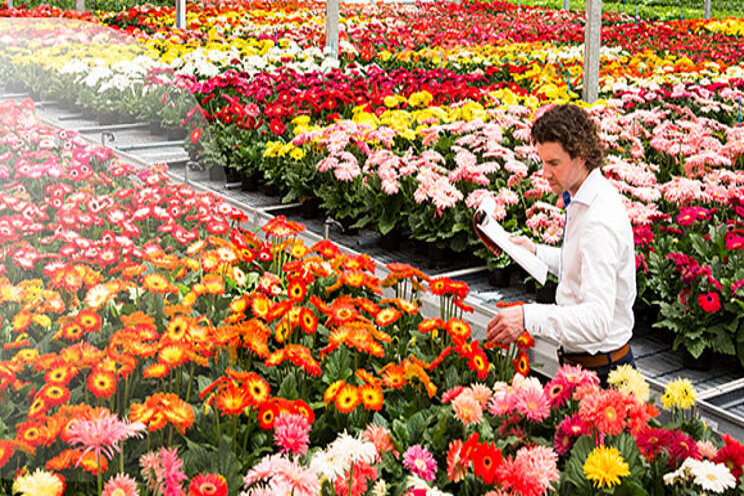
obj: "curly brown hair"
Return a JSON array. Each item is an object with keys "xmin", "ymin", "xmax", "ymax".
[{"xmin": 530, "ymin": 104, "xmax": 604, "ymax": 171}]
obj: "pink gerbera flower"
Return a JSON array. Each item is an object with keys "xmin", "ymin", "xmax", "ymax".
[
  {"xmin": 274, "ymin": 413, "xmax": 311, "ymax": 457},
  {"xmin": 66, "ymin": 410, "xmax": 145, "ymax": 465},
  {"xmin": 403, "ymin": 445, "xmax": 437, "ymax": 481},
  {"xmin": 512, "ymin": 385, "xmax": 550, "ymax": 422},
  {"xmin": 554, "ymin": 413, "xmax": 586, "ymax": 455},
  {"xmin": 452, "ymin": 391, "xmax": 483, "ymax": 425},
  {"xmin": 102, "ymin": 473, "xmax": 139, "ymax": 496}
]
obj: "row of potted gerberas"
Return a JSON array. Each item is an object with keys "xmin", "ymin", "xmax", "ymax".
[{"xmin": 1, "ymin": 99, "xmax": 743, "ymax": 495}]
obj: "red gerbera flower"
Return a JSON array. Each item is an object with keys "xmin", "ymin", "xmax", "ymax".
[
  {"xmin": 697, "ymin": 291, "xmax": 721, "ymax": 313},
  {"xmin": 471, "ymin": 441, "xmax": 502, "ymax": 485},
  {"xmin": 189, "ymin": 127, "xmax": 203, "ymax": 145},
  {"xmin": 714, "ymin": 433, "xmax": 744, "ymax": 479},
  {"xmin": 0, "ymin": 439, "xmax": 14, "ymax": 469}
]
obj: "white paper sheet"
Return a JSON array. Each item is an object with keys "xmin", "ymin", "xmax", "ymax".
[{"xmin": 476, "ymin": 197, "xmax": 549, "ymax": 285}]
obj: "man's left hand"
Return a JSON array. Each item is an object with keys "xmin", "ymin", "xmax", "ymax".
[{"xmin": 486, "ymin": 306, "xmax": 525, "ymax": 345}]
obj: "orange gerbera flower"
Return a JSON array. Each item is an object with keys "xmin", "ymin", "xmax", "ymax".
[
  {"xmin": 54, "ymin": 321, "xmax": 83, "ymax": 342},
  {"xmin": 257, "ymin": 401, "xmax": 278, "ymax": 430},
  {"xmin": 229, "ymin": 295, "xmax": 249, "ymax": 314},
  {"xmin": 28, "ymin": 397, "xmax": 48, "ymax": 418},
  {"xmin": 335, "ymin": 385, "xmax": 359, "ymax": 414},
  {"xmin": 15, "ymin": 419, "xmax": 48, "ymax": 450},
  {"xmin": 250, "ymin": 293, "xmax": 272, "ymax": 320},
  {"xmin": 375, "ymin": 307, "xmax": 401, "ymax": 327},
  {"xmin": 143, "ymin": 273, "xmax": 177, "ymax": 294},
  {"xmin": 158, "ymin": 344, "xmax": 190, "ymax": 369},
  {"xmin": 164, "ymin": 315, "xmax": 191, "ymax": 343},
  {"xmin": 38, "ymin": 385, "xmax": 70, "ymax": 408},
  {"xmin": 202, "ymin": 273, "xmax": 225, "ymax": 295},
  {"xmin": 44, "ymin": 363, "xmax": 77, "ymax": 386},
  {"xmin": 324, "ymin": 379, "xmax": 345, "ymax": 404},
  {"xmin": 239, "ymin": 319, "xmax": 271, "ymax": 358},
  {"xmin": 244, "ymin": 373, "xmax": 270, "ymax": 407},
  {"xmin": 143, "ymin": 363, "xmax": 170, "ymax": 379},
  {"xmin": 186, "ymin": 239, "xmax": 207, "ymax": 256},
  {"xmin": 46, "ymin": 448, "xmax": 76, "ymax": 472},
  {"xmin": 381, "ymin": 364, "xmax": 406, "ymax": 390},
  {"xmin": 513, "ymin": 351, "xmax": 530, "ymax": 376},
  {"xmin": 262, "ymin": 216, "xmax": 305, "ymax": 238},
  {"xmin": 299, "ymin": 308, "xmax": 318, "ymax": 334},
  {"xmin": 446, "ymin": 318, "xmax": 472, "ymax": 342},
  {"xmin": 359, "ymin": 385, "xmax": 384, "ymax": 411},
  {"xmin": 76, "ymin": 309, "xmax": 102, "ymax": 332},
  {"xmin": 87, "ymin": 369, "xmax": 117, "ymax": 399},
  {"xmin": 12, "ymin": 312, "xmax": 33, "ymax": 333},
  {"xmin": 215, "ymin": 382, "xmax": 249, "ymax": 417},
  {"xmin": 287, "ymin": 279, "xmax": 307, "ymax": 303},
  {"xmin": 0, "ymin": 439, "xmax": 14, "ymax": 469}
]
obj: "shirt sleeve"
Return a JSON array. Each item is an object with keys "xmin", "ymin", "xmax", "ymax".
[
  {"xmin": 523, "ymin": 219, "xmax": 619, "ymax": 346},
  {"xmin": 535, "ymin": 244, "xmax": 561, "ymax": 277}
]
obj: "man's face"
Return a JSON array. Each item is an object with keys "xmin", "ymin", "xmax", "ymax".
[{"xmin": 535, "ymin": 141, "xmax": 589, "ymax": 196}]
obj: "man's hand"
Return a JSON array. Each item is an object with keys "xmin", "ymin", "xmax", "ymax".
[
  {"xmin": 509, "ymin": 235, "xmax": 536, "ymax": 255},
  {"xmin": 486, "ymin": 306, "xmax": 525, "ymax": 345}
]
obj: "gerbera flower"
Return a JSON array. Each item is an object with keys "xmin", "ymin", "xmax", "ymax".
[
  {"xmin": 0, "ymin": 439, "xmax": 14, "ymax": 468},
  {"xmin": 544, "ymin": 377, "xmax": 572, "ymax": 409},
  {"xmin": 452, "ymin": 391, "xmax": 483, "ymax": 425},
  {"xmin": 635, "ymin": 427, "xmax": 672, "ymax": 461},
  {"xmin": 607, "ymin": 364, "xmax": 650, "ymax": 403},
  {"xmin": 12, "ymin": 469, "xmax": 65, "ymax": 496},
  {"xmin": 335, "ymin": 385, "xmax": 360, "ymax": 414},
  {"xmin": 403, "ymin": 445, "xmax": 437, "ymax": 482},
  {"xmin": 359, "ymin": 384, "xmax": 384, "ymax": 412},
  {"xmin": 687, "ymin": 459, "xmax": 737, "ymax": 493},
  {"xmin": 37, "ymin": 385, "xmax": 70, "ymax": 408},
  {"xmin": 579, "ymin": 388, "xmax": 628, "ymax": 436},
  {"xmin": 324, "ymin": 380, "xmax": 345, "ymax": 404},
  {"xmin": 188, "ymin": 473, "xmax": 227, "ymax": 496},
  {"xmin": 244, "ymin": 373, "xmax": 271, "ymax": 407},
  {"xmin": 583, "ymin": 446, "xmax": 631, "ymax": 489},
  {"xmin": 714, "ymin": 433, "xmax": 744, "ymax": 479},
  {"xmin": 274, "ymin": 412, "xmax": 311, "ymax": 457},
  {"xmin": 554, "ymin": 413, "xmax": 586, "ymax": 455},
  {"xmin": 143, "ymin": 273, "xmax": 177, "ymax": 294},
  {"xmin": 164, "ymin": 315, "xmax": 191, "ymax": 343},
  {"xmin": 67, "ymin": 410, "xmax": 146, "ymax": 465},
  {"xmin": 88, "ymin": 369, "xmax": 117, "ymax": 399},
  {"xmin": 298, "ymin": 308, "xmax": 318, "ymax": 334},
  {"xmin": 257, "ymin": 402, "xmax": 278, "ymax": 430},
  {"xmin": 446, "ymin": 439, "xmax": 469, "ymax": 483},
  {"xmin": 363, "ymin": 424, "xmax": 396, "ymax": 460},
  {"xmin": 375, "ymin": 307, "xmax": 401, "ymax": 327},
  {"xmin": 512, "ymin": 384, "xmax": 550, "ymax": 422},
  {"xmin": 697, "ymin": 292, "xmax": 721, "ymax": 313},
  {"xmin": 76, "ymin": 309, "xmax": 102, "ymax": 332},
  {"xmin": 333, "ymin": 461, "xmax": 378, "ymax": 496},
  {"xmin": 471, "ymin": 441, "xmax": 502, "ymax": 485},
  {"xmin": 661, "ymin": 378, "xmax": 697, "ymax": 411},
  {"xmin": 143, "ymin": 363, "xmax": 170, "ymax": 380},
  {"xmin": 102, "ymin": 473, "xmax": 139, "ymax": 496}
]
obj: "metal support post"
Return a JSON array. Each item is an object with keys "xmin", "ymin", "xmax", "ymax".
[
  {"xmin": 175, "ymin": 0, "xmax": 186, "ymax": 29},
  {"xmin": 75, "ymin": 0, "xmax": 84, "ymax": 11},
  {"xmin": 325, "ymin": 0, "xmax": 339, "ymax": 59},
  {"xmin": 704, "ymin": 0, "xmax": 711, "ymax": 19},
  {"xmin": 582, "ymin": 0, "xmax": 602, "ymax": 103}
]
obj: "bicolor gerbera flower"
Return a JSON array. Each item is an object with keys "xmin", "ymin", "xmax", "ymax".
[
  {"xmin": 102, "ymin": 473, "xmax": 139, "ymax": 496},
  {"xmin": 188, "ymin": 473, "xmax": 227, "ymax": 496},
  {"xmin": 403, "ymin": 445, "xmax": 437, "ymax": 481},
  {"xmin": 273, "ymin": 412, "xmax": 311, "ymax": 457},
  {"xmin": 12, "ymin": 469, "xmax": 65, "ymax": 496}
]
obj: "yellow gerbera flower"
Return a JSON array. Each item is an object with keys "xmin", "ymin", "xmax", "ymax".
[
  {"xmin": 661, "ymin": 377, "xmax": 697, "ymax": 410},
  {"xmin": 583, "ymin": 446, "xmax": 631, "ymax": 489}
]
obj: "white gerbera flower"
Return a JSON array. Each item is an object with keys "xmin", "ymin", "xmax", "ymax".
[{"xmin": 688, "ymin": 459, "xmax": 737, "ymax": 494}]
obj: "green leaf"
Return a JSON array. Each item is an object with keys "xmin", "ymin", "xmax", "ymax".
[
  {"xmin": 561, "ymin": 435, "xmax": 594, "ymax": 494},
  {"xmin": 277, "ymin": 373, "xmax": 299, "ymax": 400}
]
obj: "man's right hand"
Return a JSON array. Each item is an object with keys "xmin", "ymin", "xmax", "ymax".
[{"xmin": 510, "ymin": 235, "xmax": 536, "ymax": 255}]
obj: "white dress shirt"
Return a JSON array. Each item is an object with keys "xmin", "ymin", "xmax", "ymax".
[{"xmin": 523, "ymin": 168, "xmax": 636, "ymax": 355}]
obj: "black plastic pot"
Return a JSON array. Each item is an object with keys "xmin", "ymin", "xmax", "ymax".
[
  {"xmin": 681, "ymin": 348, "xmax": 714, "ymax": 372},
  {"xmin": 149, "ymin": 121, "xmax": 165, "ymax": 136},
  {"xmin": 299, "ymin": 197, "xmax": 322, "ymax": 219},
  {"xmin": 535, "ymin": 281, "xmax": 557, "ymax": 304},
  {"xmin": 166, "ymin": 127, "xmax": 187, "ymax": 142},
  {"xmin": 224, "ymin": 166, "xmax": 242, "ymax": 184},
  {"xmin": 5, "ymin": 81, "xmax": 26, "ymax": 93},
  {"xmin": 427, "ymin": 244, "xmax": 448, "ymax": 268},
  {"xmin": 209, "ymin": 166, "xmax": 226, "ymax": 182},
  {"xmin": 488, "ymin": 266, "xmax": 512, "ymax": 288},
  {"xmin": 260, "ymin": 180, "xmax": 281, "ymax": 197},
  {"xmin": 240, "ymin": 170, "xmax": 260, "ymax": 191},
  {"xmin": 379, "ymin": 228, "xmax": 403, "ymax": 251},
  {"xmin": 339, "ymin": 217, "xmax": 359, "ymax": 236},
  {"xmin": 98, "ymin": 111, "xmax": 117, "ymax": 126}
]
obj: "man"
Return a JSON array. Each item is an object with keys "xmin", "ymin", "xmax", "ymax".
[{"xmin": 486, "ymin": 104, "xmax": 636, "ymax": 385}]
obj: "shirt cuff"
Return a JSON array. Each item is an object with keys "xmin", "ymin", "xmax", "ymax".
[{"xmin": 523, "ymin": 303, "xmax": 557, "ymax": 342}]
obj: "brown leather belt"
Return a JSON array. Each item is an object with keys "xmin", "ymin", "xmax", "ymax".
[{"xmin": 559, "ymin": 342, "xmax": 631, "ymax": 369}]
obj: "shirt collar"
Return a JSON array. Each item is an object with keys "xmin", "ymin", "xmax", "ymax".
[{"xmin": 568, "ymin": 168, "xmax": 602, "ymax": 207}]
